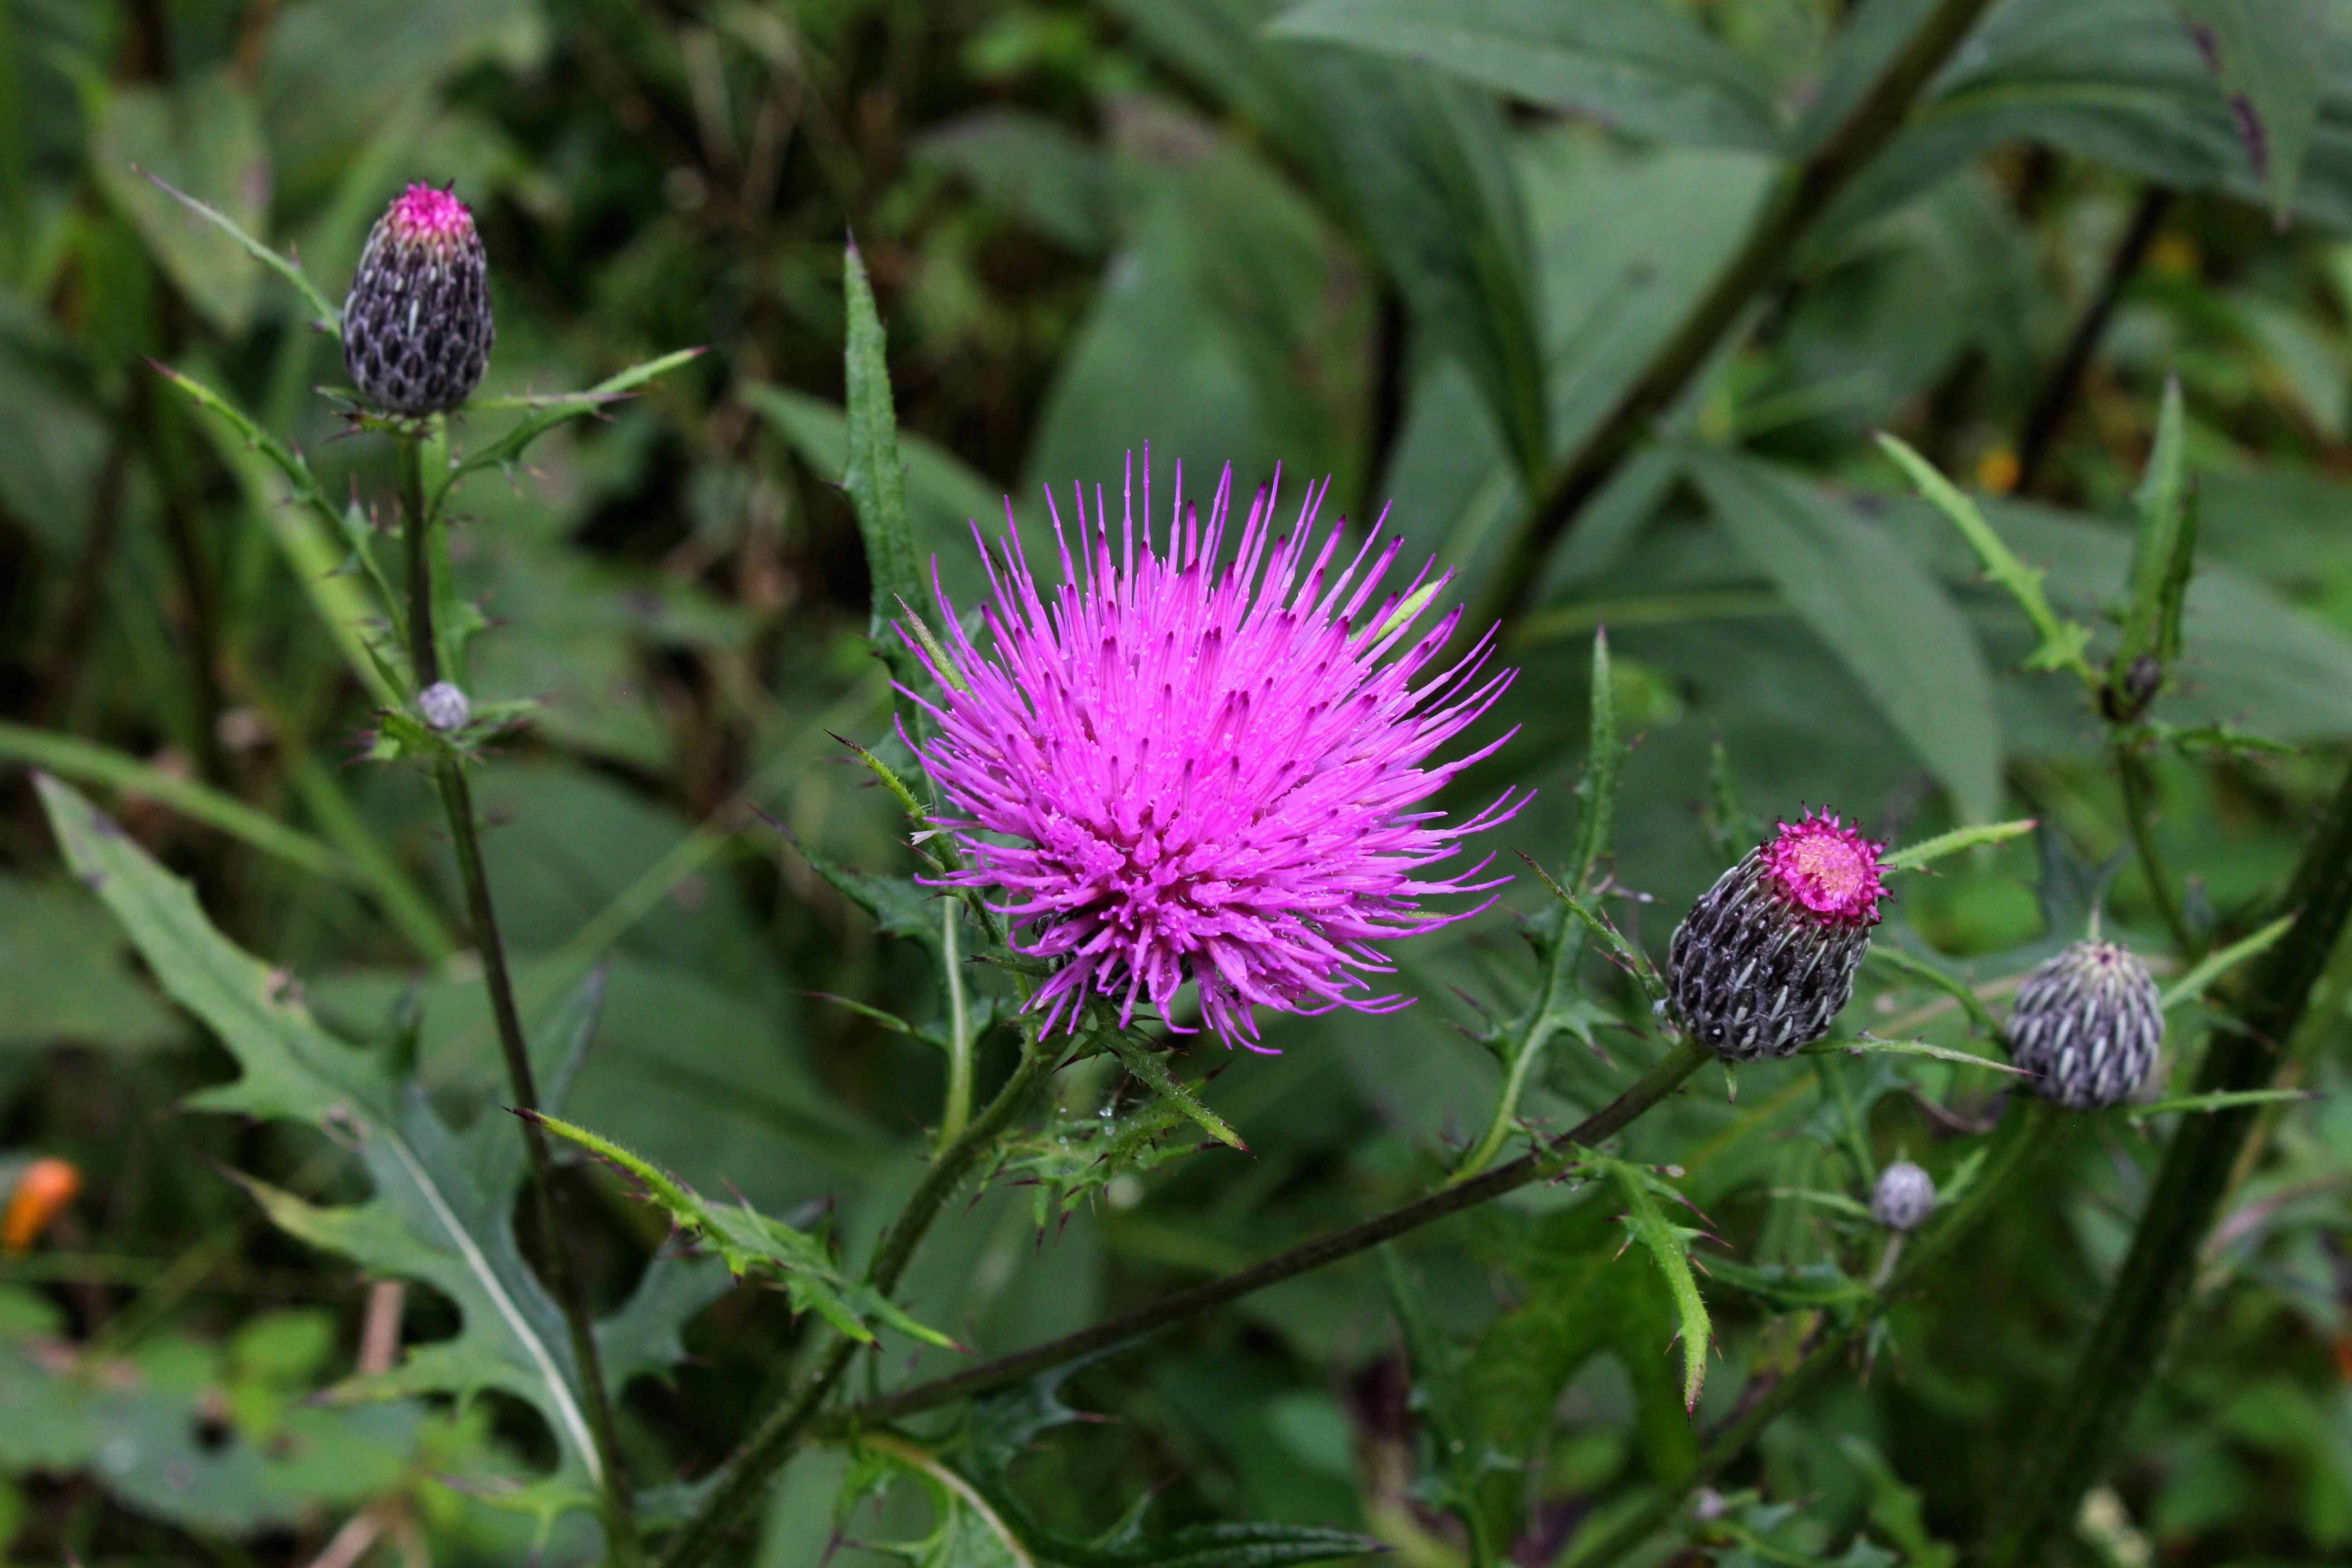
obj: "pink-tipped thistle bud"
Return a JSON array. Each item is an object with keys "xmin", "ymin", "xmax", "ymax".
[
  {"xmin": 2005, "ymin": 940, "xmax": 2162, "ymax": 1109},
  {"xmin": 1871, "ymin": 1161, "xmax": 1936, "ymax": 1230},
  {"xmin": 1668, "ymin": 810, "xmax": 1887, "ymax": 1061},
  {"xmin": 343, "ymin": 183, "xmax": 493, "ymax": 416}
]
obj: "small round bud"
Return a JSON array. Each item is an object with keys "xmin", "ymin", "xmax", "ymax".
[
  {"xmin": 1668, "ymin": 810, "xmax": 1887, "ymax": 1061},
  {"xmin": 2007, "ymin": 940, "xmax": 2163, "ymax": 1109},
  {"xmin": 343, "ymin": 183, "xmax": 494, "ymax": 416},
  {"xmin": 1690, "ymin": 1489, "xmax": 1726, "ymax": 1523},
  {"xmin": 419, "ymin": 681, "xmax": 471, "ymax": 732},
  {"xmin": 1871, "ymin": 1161, "xmax": 1936, "ymax": 1230}
]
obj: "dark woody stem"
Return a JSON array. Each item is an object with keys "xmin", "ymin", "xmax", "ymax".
[{"xmin": 392, "ymin": 426, "xmax": 638, "ymax": 1562}]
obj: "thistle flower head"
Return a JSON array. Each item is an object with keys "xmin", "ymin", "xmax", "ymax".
[
  {"xmin": 1668, "ymin": 811, "xmax": 1887, "ymax": 1061},
  {"xmin": 904, "ymin": 461, "xmax": 1524, "ymax": 1051},
  {"xmin": 343, "ymin": 182, "xmax": 493, "ymax": 416},
  {"xmin": 1871, "ymin": 1160, "xmax": 1936, "ymax": 1230},
  {"xmin": 2006, "ymin": 940, "xmax": 2163, "ymax": 1110}
]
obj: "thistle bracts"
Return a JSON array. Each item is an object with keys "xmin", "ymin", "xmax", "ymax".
[
  {"xmin": 1872, "ymin": 1161, "xmax": 1936, "ymax": 1230},
  {"xmin": 343, "ymin": 183, "xmax": 493, "ymax": 416},
  {"xmin": 2005, "ymin": 940, "xmax": 2163, "ymax": 1109},
  {"xmin": 1668, "ymin": 811, "xmax": 1886, "ymax": 1061}
]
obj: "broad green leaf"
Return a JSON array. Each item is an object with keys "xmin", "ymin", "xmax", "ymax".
[
  {"xmin": 1599, "ymin": 1155, "xmax": 1713, "ymax": 1411},
  {"xmin": 1272, "ymin": 0, "xmax": 1783, "ymax": 152},
  {"xmin": 0, "ymin": 729, "xmax": 350, "ymax": 883},
  {"xmin": 917, "ymin": 110, "xmax": 1110, "ymax": 254},
  {"xmin": 0, "ymin": 874, "xmax": 182, "ymax": 1052},
  {"xmin": 35, "ymin": 777, "xmax": 716, "ymax": 1509},
  {"xmin": 2179, "ymin": 0, "xmax": 2326, "ymax": 222},
  {"xmin": 2160, "ymin": 913, "xmax": 2296, "ymax": 1011},
  {"xmin": 1307, "ymin": 52, "xmax": 1549, "ymax": 484},
  {"xmin": 524, "ymin": 1111, "xmax": 954, "ymax": 1349},
  {"xmin": 1882, "ymin": 819, "xmax": 2039, "ymax": 872},
  {"xmin": 1692, "ymin": 448, "xmax": 2004, "ymax": 824},
  {"xmin": 91, "ymin": 71, "xmax": 270, "ymax": 334},
  {"xmin": 843, "ymin": 239, "xmax": 922, "ymax": 653}
]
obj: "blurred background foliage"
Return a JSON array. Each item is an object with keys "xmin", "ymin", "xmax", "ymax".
[{"xmin": 8, "ymin": 0, "xmax": 2352, "ymax": 1565}]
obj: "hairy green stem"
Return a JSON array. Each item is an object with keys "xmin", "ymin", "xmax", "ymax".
[
  {"xmin": 1566, "ymin": 1098, "xmax": 2058, "ymax": 1568},
  {"xmin": 1983, "ymin": 761, "xmax": 2352, "ymax": 1567},
  {"xmin": 395, "ymin": 429, "xmax": 637, "ymax": 1561},
  {"xmin": 1468, "ymin": 0, "xmax": 1997, "ymax": 638},
  {"xmin": 822, "ymin": 1034, "xmax": 1712, "ymax": 1435},
  {"xmin": 1452, "ymin": 924, "xmax": 1587, "ymax": 1183},
  {"xmin": 2115, "ymin": 740, "xmax": 2196, "ymax": 957},
  {"xmin": 652, "ymin": 1038, "xmax": 1064, "ymax": 1568}
]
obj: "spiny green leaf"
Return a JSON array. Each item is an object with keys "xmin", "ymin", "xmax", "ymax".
[
  {"xmin": 34, "ymin": 777, "xmax": 716, "ymax": 1510},
  {"xmin": 1803, "ymin": 1034, "xmax": 2030, "ymax": 1076},
  {"xmin": 1103, "ymin": 1034, "xmax": 1247, "ymax": 1152},
  {"xmin": 1882, "ymin": 819, "xmax": 2039, "ymax": 872},
  {"xmin": 522, "ymin": 1110, "xmax": 953, "ymax": 1349},
  {"xmin": 1598, "ymin": 1155, "xmax": 1712, "ymax": 1411},
  {"xmin": 843, "ymin": 238, "xmax": 923, "ymax": 652},
  {"xmin": 1875, "ymin": 433, "xmax": 2097, "ymax": 686},
  {"xmin": 2114, "ymin": 373, "xmax": 2197, "ymax": 707},
  {"xmin": 138, "ymin": 167, "xmax": 341, "ymax": 335},
  {"xmin": 2126, "ymin": 1088, "xmax": 2313, "ymax": 1127},
  {"xmin": 2161, "ymin": 912, "xmax": 2296, "ymax": 1012},
  {"xmin": 1571, "ymin": 626, "xmax": 1624, "ymax": 889},
  {"xmin": 432, "ymin": 347, "xmax": 706, "ymax": 508}
]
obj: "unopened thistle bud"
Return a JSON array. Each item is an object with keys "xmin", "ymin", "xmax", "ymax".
[
  {"xmin": 343, "ymin": 183, "xmax": 493, "ymax": 416},
  {"xmin": 1871, "ymin": 1160, "xmax": 1936, "ymax": 1230},
  {"xmin": 1668, "ymin": 810, "xmax": 1886, "ymax": 1061},
  {"xmin": 418, "ymin": 681, "xmax": 470, "ymax": 732},
  {"xmin": 2006, "ymin": 940, "xmax": 2162, "ymax": 1109}
]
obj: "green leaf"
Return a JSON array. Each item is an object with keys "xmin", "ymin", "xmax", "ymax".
[
  {"xmin": 91, "ymin": 71, "xmax": 271, "ymax": 335},
  {"xmin": 1874, "ymin": 432, "xmax": 2097, "ymax": 685},
  {"xmin": 137, "ymin": 167, "xmax": 341, "ymax": 335},
  {"xmin": 1803, "ymin": 1034, "xmax": 2030, "ymax": 1076},
  {"xmin": 2160, "ymin": 912, "xmax": 2297, "ymax": 1011},
  {"xmin": 431, "ymin": 347, "xmax": 706, "ymax": 509},
  {"xmin": 0, "ymin": 874, "xmax": 183, "ymax": 1052},
  {"xmin": 1378, "ymin": 1247, "xmax": 1503, "ymax": 1560},
  {"xmin": 1882, "ymin": 819, "xmax": 2040, "ymax": 872},
  {"xmin": 34, "ymin": 777, "xmax": 714, "ymax": 1509},
  {"xmin": 1271, "ymin": 0, "xmax": 1783, "ymax": 152},
  {"xmin": 1863, "ymin": 945, "xmax": 2005, "ymax": 1041},
  {"xmin": 1691, "ymin": 448, "xmax": 2005, "ymax": 824},
  {"xmin": 1307, "ymin": 50, "xmax": 1549, "ymax": 485},
  {"xmin": 843, "ymin": 238, "xmax": 923, "ymax": 654},
  {"xmin": 2125, "ymin": 1088, "xmax": 2314, "ymax": 1126},
  {"xmin": 2179, "ymin": 0, "xmax": 2325, "ymax": 222},
  {"xmin": 1102, "ymin": 1033, "xmax": 1248, "ymax": 1153},
  {"xmin": 1598, "ymin": 1155, "xmax": 1713, "ymax": 1411},
  {"xmin": 1, "ymin": 729, "xmax": 351, "ymax": 884},
  {"xmin": 2112, "ymin": 373, "xmax": 2199, "ymax": 713},
  {"xmin": 1572, "ymin": 627, "xmax": 1626, "ymax": 889},
  {"xmin": 916, "ymin": 110, "xmax": 1110, "ymax": 254},
  {"xmin": 522, "ymin": 1110, "xmax": 954, "ymax": 1349}
]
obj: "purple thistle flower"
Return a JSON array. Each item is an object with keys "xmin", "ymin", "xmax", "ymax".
[{"xmin": 901, "ymin": 461, "xmax": 1525, "ymax": 1052}]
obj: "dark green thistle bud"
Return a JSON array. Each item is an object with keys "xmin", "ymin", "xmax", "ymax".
[
  {"xmin": 1871, "ymin": 1160, "xmax": 1936, "ymax": 1230},
  {"xmin": 343, "ymin": 183, "xmax": 493, "ymax": 416},
  {"xmin": 2005, "ymin": 940, "xmax": 2163, "ymax": 1109},
  {"xmin": 1668, "ymin": 810, "xmax": 1887, "ymax": 1062}
]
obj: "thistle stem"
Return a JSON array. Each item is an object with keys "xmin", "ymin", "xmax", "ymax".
[
  {"xmin": 392, "ymin": 427, "xmax": 637, "ymax": 1562},
  {"xmin": 651, "ymin": 1036, "xmax": 1063, "ymax": 1568},
  {"xmin": 2115, "ymin": 739, "xmax": 2195, "ymax": 957},
  {"xmin": 820, "ymin": 1034, "xmax": 1712, "ymax": 1436},
  {"xmin": 1982, "ymin": 761, "xmax": 2352, "ymax": 1568}
]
